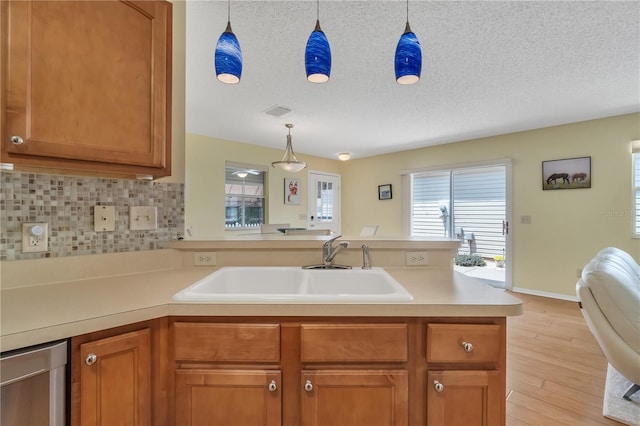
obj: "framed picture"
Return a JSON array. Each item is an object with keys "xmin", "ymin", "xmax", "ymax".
[
  {"xmin": 542, "ymin": 156, "xmax": 591, "ymax": 190},
  {"xmin": 378, "ymin": 184, "xmax": 392, "ymax": 200},
  {"xmin": 284, "ymin": 178, "xmax": 300, "ymax": 204}
]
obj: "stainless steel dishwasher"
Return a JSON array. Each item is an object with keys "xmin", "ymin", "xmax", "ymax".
[{"xmin": 1, "ymin": 340, "xmax": 68, "ymax": 426}]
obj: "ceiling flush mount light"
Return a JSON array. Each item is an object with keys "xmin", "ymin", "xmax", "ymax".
[
  {"xmin": 215, "ymin": 0, "xmax": 242, "ymax": 84},
  {"xmin": 394, "ymin": 0, "xmax": 422, "ymax": 85},
  {"xmin": 272, "ymin": 124, "xmax": 307, "ymax": 173},
  {"xmin": 337, "ymin": 152, "xmax": 351, "ymax": 161},
  {"xmin": 305, "ymin": 0, "xmax": 331, "ymax": 83}
]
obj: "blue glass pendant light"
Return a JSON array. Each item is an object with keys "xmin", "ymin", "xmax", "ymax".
[
  {"xmin": 394, "ymin": 0, "xmax": 422, "ymax": 85},
  {"xmin": 305, "ymin": 0, "xmax": 331, "ymax": 83},
  {"xmin": 215, "ymin": 0, "xmax": 242, "ymax": 84}
]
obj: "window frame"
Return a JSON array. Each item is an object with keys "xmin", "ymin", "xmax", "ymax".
[{"xmin": 224, "ymin": 162, "xmax": 267, "ymax": 231}]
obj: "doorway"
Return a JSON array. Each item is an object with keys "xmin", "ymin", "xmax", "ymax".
[
  {"xmin": 409, "ymin": 163, "xmax": 511, "ymax": 289},
  {"xmin": 308, "ymin": 171, "xmax": 341, "ymax": 234}
]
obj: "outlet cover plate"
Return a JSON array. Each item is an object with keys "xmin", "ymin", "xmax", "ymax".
[
  {"xmin": 406, "ymin": 251, "xmax": 428, "ymax": 266},
  {"xmin": 94, "ymin": 205, "xmax": 115, "ymax": 231},
  {"xmin": 22, "ymin": 222, "xmax": 49, "ymax": 253},
  {"xmin": 194, "ymin": 252, "xmax": 216, "ymax": 266},
  {"xmin": 129, "ymin": 206, "xmax": 158, "ymax": 230}
]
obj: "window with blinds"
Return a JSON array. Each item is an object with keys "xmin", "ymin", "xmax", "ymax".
[
  {"xmin": 633, "ymin": 142, "xmax": 640, "ymax": 236},
  {"xmin": 410, "ymin": 165, "xmax": 506, "ymax": 258}
]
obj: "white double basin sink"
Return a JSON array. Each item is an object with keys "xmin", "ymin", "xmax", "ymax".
[{"xmin": 172, "ymin": 267, "xmax": 413, "ymax": 302}]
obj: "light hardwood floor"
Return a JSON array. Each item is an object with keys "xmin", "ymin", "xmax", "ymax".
[{"xmin": 506, "ymin": 292, "xmax": 622, "ymax": 425}]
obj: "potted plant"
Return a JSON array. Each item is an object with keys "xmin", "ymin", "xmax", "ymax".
[{"xmin": 493, "ymin": 255, "xmax": 505, "ymax": 268}]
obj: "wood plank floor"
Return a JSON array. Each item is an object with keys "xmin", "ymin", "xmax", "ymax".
[{"xmin": 506, "ymin": 292, "xmax": 622, "ymax": 426}]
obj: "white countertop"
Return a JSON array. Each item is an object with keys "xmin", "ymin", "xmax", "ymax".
[{"xmin": 0, "ymin": 264, "xmax": 522, "ymax": 352}]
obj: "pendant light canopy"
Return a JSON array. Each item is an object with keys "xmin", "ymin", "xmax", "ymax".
[
  {"xmin": 272, "ymin": 124, "xmax": 307, "ymax": 173},
  {"xmin": 305, "ymin": 1, "xmax": 331, "ymax": 83},
  {"xmin": 215, "ymin": 1, "xmax": 242, "ymax": 84},
  {"xmin": 394, "ymin": 1, "xmax": 422, "ymax": 85}
]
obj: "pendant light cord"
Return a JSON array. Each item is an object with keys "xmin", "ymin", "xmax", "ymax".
[
  {"xmin": 227, "ymin": 0, "xmax": 231, "ymax": 23},
  {"xmin": 406, "ymin": 0, "xmax": 409, "ymax": 24}
]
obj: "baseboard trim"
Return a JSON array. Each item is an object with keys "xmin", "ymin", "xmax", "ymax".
[{"xmin": 512, "ymin": 287, "xmax": 579, "ymax": 302}]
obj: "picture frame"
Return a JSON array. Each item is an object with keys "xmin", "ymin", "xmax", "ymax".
[
  {"xmin": 378, "ymin": 184, "xmax": 392, "ymax": 200},
  {"xmin": 542, "ymin": 156, "xmax": 591, "ymax": 190},
  {"xmin": 284, "ymin": 178, "xmax": 301, "ymax": 204}
]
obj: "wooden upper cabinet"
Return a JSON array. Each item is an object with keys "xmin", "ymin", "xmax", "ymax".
[{"xmin": 1, "ymin": 0, "xmax": 172, "ymax": 177}]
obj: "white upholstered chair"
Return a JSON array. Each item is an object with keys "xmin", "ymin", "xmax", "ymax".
[{"xmin": 576, "ymin": 247, "xmax": 640, "ymax": 400}]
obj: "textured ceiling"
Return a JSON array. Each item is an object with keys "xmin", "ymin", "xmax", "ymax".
[{"xmin": 186, "ymin": 1, "xmax": 640, "ymax": 160}]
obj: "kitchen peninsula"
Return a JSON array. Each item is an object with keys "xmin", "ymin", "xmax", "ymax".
[{"xmin": 1, "ymin": 236, "xmax": 521, "ymax": 426}]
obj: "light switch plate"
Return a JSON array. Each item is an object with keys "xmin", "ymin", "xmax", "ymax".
[
  {"xmin": 22, "ymin": 222, "xmax": 48, "ymax": 253},
  {"xmin": 94, "ymin": 205, "xmax": 115, "ymax": 231},
  {"xmin": 129, "ymin": 206, "xmax": 158, "ymax": 230}
]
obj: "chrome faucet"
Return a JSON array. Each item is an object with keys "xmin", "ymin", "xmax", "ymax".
[
  {"xmin": 323, "ymin": 235, "xmax": 350, "ymax": 266},
  {"xmin": 361, "ymin": 244, "xmax": 371, "ymax": 269}
]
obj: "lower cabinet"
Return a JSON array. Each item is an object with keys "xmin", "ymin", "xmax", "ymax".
[
  {"xmin": 78, "ymin": 328, "xmax": 151, "ymax": 426},
  {"xmin": 426, "ymin": 370, "xmax": 502, "ymax": 426},
  {"xmin": 175, "ymin": 369, "xmax": 281, "ymax": 426},
  {"xmin": 301, "ymin": 369, "xmax": 408, "ymax": 426},
  {"xmin": 70, "ymin": 319, "xmax": 167, "ymax": 426}
]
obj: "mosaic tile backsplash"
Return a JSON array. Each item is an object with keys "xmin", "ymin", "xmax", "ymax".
[{"xmin": 0, "ymin": 171, "xmax": 184, "ymax": 261}]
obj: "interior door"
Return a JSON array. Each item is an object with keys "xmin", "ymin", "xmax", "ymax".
[{"xmin": 308, "ymin": 171, "xmax": 341, "ymax": 234}]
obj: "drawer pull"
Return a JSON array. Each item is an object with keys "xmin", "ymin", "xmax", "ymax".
[
  {"xmin": 462, "ymin": 341, "xmax": 474, "ymax": 352},
  {"xmin": 434, "ymin": 380, "xmax": 444, "ymax": 392},
  {"xmin": 10, "ymin": 136, "xmax": 24, "ymax": 145},
  {"xmin": 304, "ymin": 380, "xmax": 313, "ymax": 392},
  {"xmin": 268, "ymin": 380, "xmax": 277, "ymax": 392},
  {"xmin": 85, "ymin": 353, "xmax": 97, "ymax": 366}
]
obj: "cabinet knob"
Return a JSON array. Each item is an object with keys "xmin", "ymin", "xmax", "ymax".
[
  {"xmin": 462, "ymin": 341, "xmax": 474, "ymax": 352},
  {"xmin": 268, "ymin": 380, "xmax": 277, "ymax": 392},
  {"xmin": 85, "ymin": 353, "xmax": 97, "ymax": 366},
  {"xmin": 434, "ymin": 380, "xmax": 444, "ymax": 392},
  {"xmin": 10, "ymin": 136, "xmax": 24, "ymax": 145},
  {"xmin": 304, "ymin": 380, "xmax": 313, "ymax": 392}
]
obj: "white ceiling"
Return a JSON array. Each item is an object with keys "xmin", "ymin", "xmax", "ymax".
[{"xmin": 186, "ymin": 1, "xmax": 640, "ymax": 160}]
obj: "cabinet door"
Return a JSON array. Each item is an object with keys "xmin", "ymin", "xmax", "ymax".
[
  {"xmin": 301, "ymin": 370, "xmax": 408, "ymax": 426},
  {"xmin": 2, "ymin": 0, "xmax": 171, "ymax": 176},
  {"xmin": 80, "ymin": 328, "xmax": 151, "ymax": 426},
  {"xmin": 175, "ymin": 369, "xmax": 281, "ymax": 426},
  {"xmin": 426, "ymin": 371, "xmax": 503, "ymax": 426}
]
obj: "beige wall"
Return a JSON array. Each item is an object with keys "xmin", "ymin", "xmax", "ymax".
[
  {"xmin": 341, "ymin": 113, "xmax": 640, "ymax": 297},
  {"xmin": 186, "ymin": 114, "xmax": 639, "ymax": 298},
  {"xmin": 185, "ymin": 133, "xmax": 340, "ymax": 239}
]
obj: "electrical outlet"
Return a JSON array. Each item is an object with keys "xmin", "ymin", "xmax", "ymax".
[
  {"xmin": 22, "ymin": 223, "xmax": 49, "ymax": 253},
  {"xmin": 406, "ymin": 251, "xmax": 428, "ymax": 266},
  {"xmin": 129, "ymin": 206, "xmax": 157, "ymax": 230},
  {"xmin": 194, "ymin": 252, "xmax": 216, "ymax": 266}
]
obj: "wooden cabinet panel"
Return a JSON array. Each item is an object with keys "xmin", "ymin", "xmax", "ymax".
[
  {"xmin": 301, "ymin": 369, "xmax": 409, "ymax": 426},
  {"xmin": 426, "ymin": 370, "xmax": 503, "ymax": 426},
  {"xmin": 175, "ymin": 369, "xmax": 281, "ymax": 426},
  {"xmin": 174, "ymin": 322, "xmax": 280, "ymax": 362},
  {"xmin": 301, "ymin": 323, "xmax": 407, "ymax": 362},
  {"xmin": 426, "ymin": 324, "xmax": 502, "ymax": 364},
  {"xmin": 79, "ymin": 328, "xmax": 151, "ymax": 426},
  {"xmin": 2, "ymin": 0, "xmax": 171, "ymax": 177}
]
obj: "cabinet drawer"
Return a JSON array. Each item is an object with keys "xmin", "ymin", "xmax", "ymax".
[
  {"xmin": 174, "ymin": 323, "xmax": 280, "ymax": 362},
  {"xmin": 426, "ymin": 324, "xmax": 502, "ymax": 364},
  {"xmin": 301, "ymin": 323, "xmax": 407, "ymax": 362}
]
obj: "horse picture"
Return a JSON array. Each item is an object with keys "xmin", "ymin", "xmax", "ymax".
[{"xmin": 542, "ymin": 157, "xmax": 591, "ymax": 190}]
